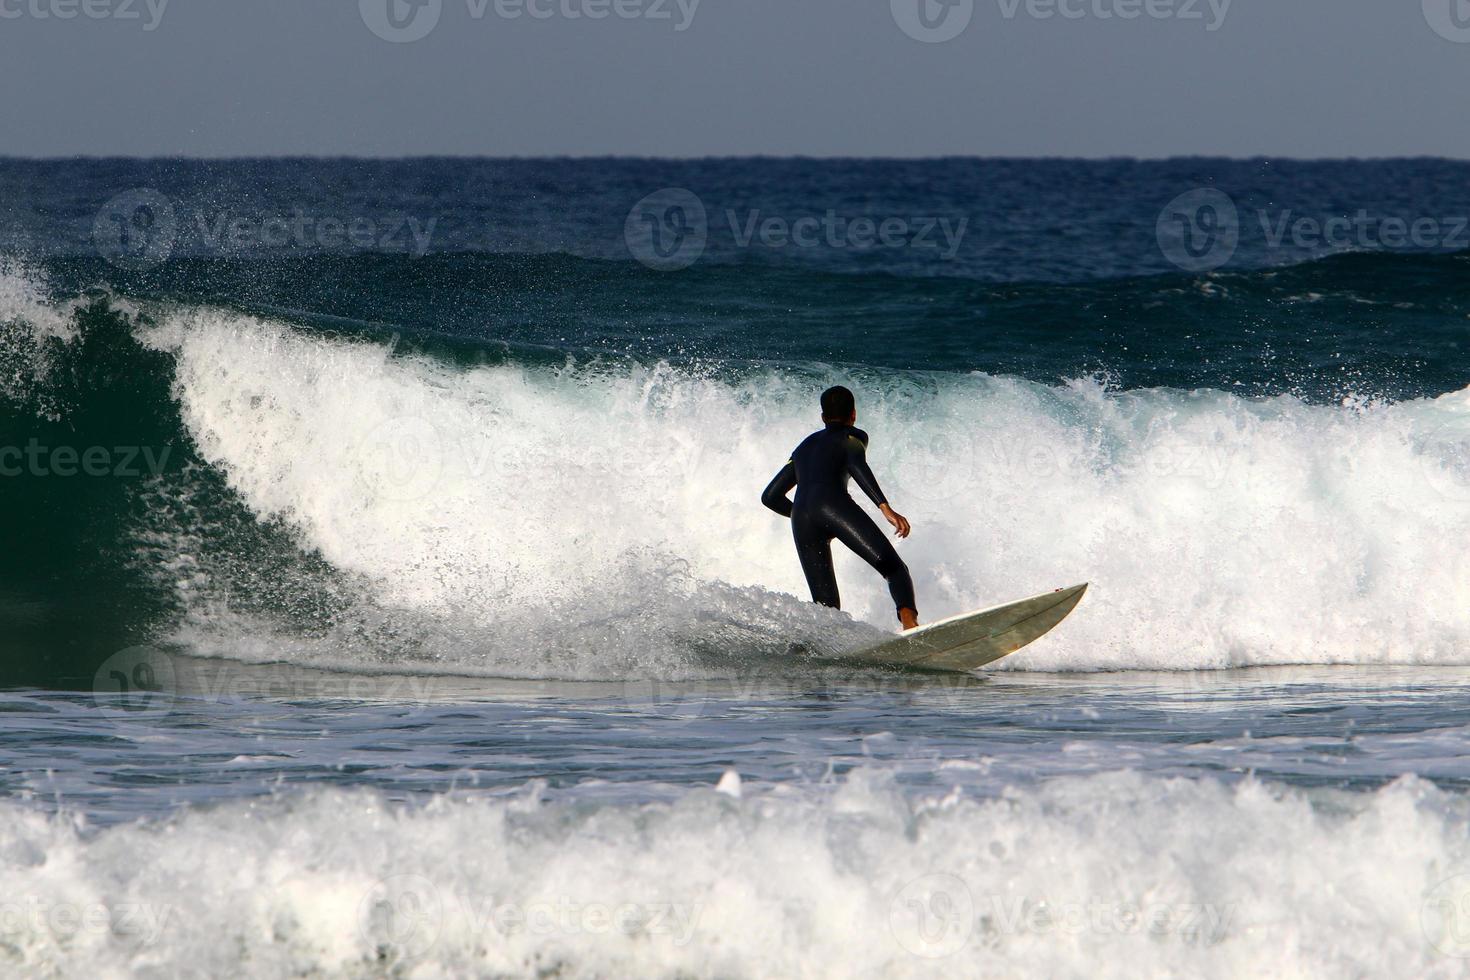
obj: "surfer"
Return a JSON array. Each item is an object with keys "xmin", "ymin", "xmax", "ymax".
[{"xmin": 761, "ymin": 386, "xmax": 919, "ymax": 630}]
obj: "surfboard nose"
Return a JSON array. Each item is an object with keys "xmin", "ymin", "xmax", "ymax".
[
  {"xmin": 843, "ymin": 582, "xmax": 1091, "ymax": 673},
  {"xmin": 1053, "ymin": 583, "xmax": 1089, "ymax": 613}
]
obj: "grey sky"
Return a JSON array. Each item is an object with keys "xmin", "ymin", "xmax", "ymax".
[{"xmin": 1, "ymin": 0, "xmax": 1466, "ymax": 157}]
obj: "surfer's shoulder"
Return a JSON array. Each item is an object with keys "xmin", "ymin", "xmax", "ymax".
[{"xmin": 847, "ymin": 427, "xmax": 870, "ymax": 448}]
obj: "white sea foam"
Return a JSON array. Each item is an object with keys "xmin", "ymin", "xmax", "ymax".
[
  {"xmin": 0, "ymin": 259, "xmax": 73, "ymax": 342},
  {"xmin": 0, "ymin": 260, "xmax": 80, "ymax": 413},
  {"xmin": 2, "ymin": 771, "xmax": 1468, "ymax": 977},
  {"xmin": 143, "ymin": 308, "xmax": 1470, "ymax": 674}
]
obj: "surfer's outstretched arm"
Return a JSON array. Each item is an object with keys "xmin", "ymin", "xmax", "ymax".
[
  {"xmin": 843, "ymin": 429, "xmax": 887, "ymax": 507},
  {"xmin": 844, "ymin": 431, "xmax": 911, "ymax": 538},
  {"xmin": 761, "ymin": 460, "xmax": 797, "ymax": 518}
]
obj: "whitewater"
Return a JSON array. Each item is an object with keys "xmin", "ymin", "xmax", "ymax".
[
  {"xmin": 7, "ymin": 158, "xmax": 1470, "ymax": 978},
  {"xmin": 141, "ymin": 301, "xmax": 1470, "ymax": 675}
]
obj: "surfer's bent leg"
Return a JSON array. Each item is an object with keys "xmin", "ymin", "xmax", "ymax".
[
  {"xmin": 827, "ymin": 499, "xmax": 916, "ymax": 622},
  {"xmin": 792, "ymin": 512, "xmax": 841, "ymax": 608}
]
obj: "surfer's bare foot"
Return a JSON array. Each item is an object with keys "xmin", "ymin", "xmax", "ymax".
[{"xmin": 898, "ymin": 607, "xmax": 919, "ymax": 630}]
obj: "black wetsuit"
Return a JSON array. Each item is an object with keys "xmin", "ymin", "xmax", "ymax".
[{"xmin": 761, "ymin": 422, "xmax": 916, "ymax": 620}]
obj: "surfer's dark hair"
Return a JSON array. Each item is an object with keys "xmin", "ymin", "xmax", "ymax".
[{"xmin": 820, "ymin": 385, "xmax": 855, "ymax": 421}]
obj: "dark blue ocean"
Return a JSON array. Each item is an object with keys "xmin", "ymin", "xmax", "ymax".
[{"xmin": 4, "ymin": 158, "xmax": 1470, "ymax": 976}]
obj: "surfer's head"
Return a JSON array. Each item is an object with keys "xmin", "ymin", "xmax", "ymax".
[{"xmin": 820, "ymin": 385, "xmax": 856, "ymax": 425}]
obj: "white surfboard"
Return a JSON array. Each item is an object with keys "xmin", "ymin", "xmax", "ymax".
[{"xmin": 837, "ymin": 584, "xmax": 1088, "ymax": 673}]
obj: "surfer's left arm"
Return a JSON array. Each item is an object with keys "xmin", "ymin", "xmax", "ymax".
[
  {"xmin": 846, "ymin": 431, "xmax": 911, "ymax": 538},
  {"xmin": 761, "ymin": 460, "xmax": 797, "ymax": 518}
]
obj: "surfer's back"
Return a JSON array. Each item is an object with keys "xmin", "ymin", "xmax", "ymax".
[{"xmin": 791, "ymin": 424, "xmax": 872, "ymax": 506}]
